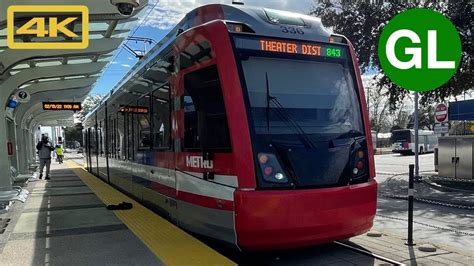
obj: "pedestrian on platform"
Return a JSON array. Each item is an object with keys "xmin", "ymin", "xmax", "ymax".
[
  {"xmin": 36, "ymin": 136, "xmax": 54, "ymax": 180},
  {"xmin": 55, "ymin": 144, "xmax": 64, "ymax": 164}
]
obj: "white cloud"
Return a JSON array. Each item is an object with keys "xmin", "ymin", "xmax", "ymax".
[
  {"xmin": 110, "ymin": 61, "xmax": 119, "ymax": 64},
  {"xmin": 121, "ymin": 64, "xmax": 132, "ymax": 68},
  {"xmin": 143, "ymin": 0, "xmax": 315, "ymax": 30}
]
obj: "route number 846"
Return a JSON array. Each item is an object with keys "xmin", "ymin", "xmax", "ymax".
[{"xmin": 281, "ymin": 26, "xmax": 304, "ymax": 35}]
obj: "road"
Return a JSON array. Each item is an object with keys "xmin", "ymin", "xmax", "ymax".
[
  {"xmin": 373, "ymin": 152, "xmax": 474, "ymax": 254},
  {"xmin": 374, "ymin": 152, "xmax": 435, "ymax": 182}
]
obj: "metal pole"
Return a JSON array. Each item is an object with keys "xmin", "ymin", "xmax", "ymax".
[
  {"xmin": 414, "ymin": 92, "xmax": 419, "ymax": 177},
  {"xmin": 406, "ymin": 164, "xmax": 415, "ymax": 246}
]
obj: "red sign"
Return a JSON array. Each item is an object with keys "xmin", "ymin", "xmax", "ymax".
[
  {"xmin": 119, "ymin": 106, "xmax": 149, "ymax": 114},
  {"xmin": 7, "ymin": 142, "xmax": 13, "ymax": 156},
  {"xmin": 435, "ymin": 103, "xmax": 448, "ymax": 123}
]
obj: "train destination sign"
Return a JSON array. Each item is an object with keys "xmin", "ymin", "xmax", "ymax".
[
  {"xmin": 234, "ymin": 36, "xmax": 347, "ymax": 59},
  {"xmin": 43, "ymin": 102, "xmax": 81, "ymax": 111},
  {"xmin": 119, "ymin": 106, "xmax": 149, "ymax": 114}
]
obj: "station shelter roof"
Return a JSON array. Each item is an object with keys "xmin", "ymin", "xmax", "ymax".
[{"xmin": 0, "ymin": 0, "xmax": 149, "ymax": 129}]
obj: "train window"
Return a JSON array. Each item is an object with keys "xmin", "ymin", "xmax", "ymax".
[
  {"xmin": 152, "ymin": 84, "xmax": 171, "ymax": 149},
  {"xmin": 180, "ymin": 41, "xmax": 213, "ymax": 70},
  {"xmin": 137, "ymin": 95, "xmax": 151, "ymax": 149},
  {"xmin": 117, "ymin": 113, "xmax": 125, "ymax": 160},
  {"xmin": 183, "ymin": 65, "xmax": 231, "ymax": 151},
  {"xmin": 127, "ymin": 113, "xmax": 134, "ymax": 160},
  {"xmin": 107, "ymin": 117, "xmax": 111, "ymax": 156},
  {"xmin": 99, "ymin": 121, "xmax": 104, "ymax": 157}
]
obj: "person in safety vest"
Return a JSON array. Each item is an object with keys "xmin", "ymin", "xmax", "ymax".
[{"xmin": 55, "ymin": 144, "xmax": 64, "ymax": 164}]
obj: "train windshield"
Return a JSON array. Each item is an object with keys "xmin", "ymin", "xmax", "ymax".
[
  {"xmin": 236, "ymin": 39, "xmax": 367, "ymax": 188},
  {"xmin": 241, "ymin": 56, "xmax": 363, "ymax": 142}
]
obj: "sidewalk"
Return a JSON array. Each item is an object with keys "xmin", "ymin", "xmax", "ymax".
[
  {"xmin": 375, "ymin": 172, "xmax": 474, "ymax": 256},
  {"xmin": 350, "ymin": 231, "xmax": 473, "ymax": 265},
  {"xmin": 380, "ymin": 174, "xmax": 474, "ymax": 208}
]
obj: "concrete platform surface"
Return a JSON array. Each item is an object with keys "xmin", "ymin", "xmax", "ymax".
[{"xmin": 0, "ymin": 163, "xmax": 161, "ymax": 266}]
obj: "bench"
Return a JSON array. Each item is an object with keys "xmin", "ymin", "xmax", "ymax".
[
  {"xmin": 0, "ymin": 186, "xmax": 28, "ymax": 203},
  {"xmin": 10, "ymin": 166, "xmax": 34, "ymax": 186}
]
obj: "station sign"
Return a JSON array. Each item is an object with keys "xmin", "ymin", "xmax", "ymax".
[
  {"xmin": 43, "ymin": 102, "xmax": 81, "ymax": 111},
  {"xmin": 119, "ymin": 106, "xmax": 149, "ymax": 114},
  {"xmin": 435, "ymin": 103, "xmax": 448, "ymax": 123},
  {"xmin": 233, "ymin": 36, "xmax": 347, "ymax": 59},
  {"xmin": 434, "ymin": 123, "xmax": 449, "ymax": 134},
  {"xmin": 16, "ymin": 90, "xmax": 30, "ymax": 103}
]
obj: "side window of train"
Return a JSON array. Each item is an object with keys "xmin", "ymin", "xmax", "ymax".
[
  {"xmin": 117, "ymin": 113, "xmax": 125, "ymax": 160},
  {"xmin": 107, "ymin": 116, "xmax": 114, "ymax": 157},
  {"xmin": 179, "ymin": 41, "xmax": 213, "ymax": 70},
  {"xmin": 127, "ymin": 113, "xmax": 134, "ymax": 160},
  {"xmin": 152, "ymin": 84, "xmax": 171, "ymax": 149},
  {"xmin": 183, "ymin": 65, "xmax": 231, "ymax": 151},
  {"xmin": 137, "ymin": 95, "xmax": 151, "ymax": 149}
]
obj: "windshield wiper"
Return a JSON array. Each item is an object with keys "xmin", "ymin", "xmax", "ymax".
[
  {"xmin": 265, "ymin": 73, "xmax": 316, "ymax": 149},
  {"xmin": 334, "ymin": 130, "xmax": 365, "ymax": 140}
]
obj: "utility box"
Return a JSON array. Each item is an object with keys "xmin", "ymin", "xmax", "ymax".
[{"xmin": 438, "ymin": 136, "xmax": 474, "ymax": 179}]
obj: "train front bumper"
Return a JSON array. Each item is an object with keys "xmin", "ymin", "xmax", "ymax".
[{"xmin": 234, "ymin": 180, "xmax": 377, "ymax": 251}]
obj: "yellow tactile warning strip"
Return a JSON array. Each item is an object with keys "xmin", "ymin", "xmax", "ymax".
[{"xmin": 65, "ymin": 160, "xmax": 236, "ymax": 266}]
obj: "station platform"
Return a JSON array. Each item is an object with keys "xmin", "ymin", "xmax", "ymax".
[{"xmin": 0, "ymin": 157, "xmax": 473, "ymax": 265}]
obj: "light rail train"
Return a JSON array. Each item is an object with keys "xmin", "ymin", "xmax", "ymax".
[{"xmin": 83, "ymin": 4, "xmax": 377, "ymax": 250}]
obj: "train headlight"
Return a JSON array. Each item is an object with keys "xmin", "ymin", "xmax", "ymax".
[
  {"xmin": 257, "ymin": 153, "xmax": 288, "ymax": 183},
  {"xmin": 353, "ymin": 168, "xmax": 359, "ymax": 175},
  {"xmin": 275, "ymin": 172, "xmax": 285, "ymax": 180}
]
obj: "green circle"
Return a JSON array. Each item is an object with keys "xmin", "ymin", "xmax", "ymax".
[{"xmin": 378, "ymin": 8, "xmax": 462, "ymax": 92}]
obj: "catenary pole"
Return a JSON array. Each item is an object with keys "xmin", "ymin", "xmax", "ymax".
[{"xmin": 414, "ymin": 92, "xmax": 419, "ymax": 177}]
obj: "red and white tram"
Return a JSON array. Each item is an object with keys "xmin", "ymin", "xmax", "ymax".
[{"xmin": 83, "ymin": 4, "xmax": 377, "ymax": 251}]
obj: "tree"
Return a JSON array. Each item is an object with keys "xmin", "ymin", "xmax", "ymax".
[
  {"xmin": 388, "ymin": 99, "xmax": 412, "ymax": 130},
  {"xmin": 407, "ymin": 104, "xmax": 436, "ymax": 130},
  {"xmin": 75, "ymin": 95, "xmax": 103, "ymax": 123},
  {"xmin": 311, "ymin": 0, "xmax": 473, "ymax": 107},
  {"xmin": 364, "ymin": 76, "xmax": 390, "ymax": 133},
  {"xmin": 64, "ymin": 123, "xmax": 83, "ymax": 147}
]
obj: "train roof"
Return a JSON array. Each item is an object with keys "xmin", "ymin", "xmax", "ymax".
[{"xmin": 85, "ymin": 3, "xmax": 332, "ymax": 122}]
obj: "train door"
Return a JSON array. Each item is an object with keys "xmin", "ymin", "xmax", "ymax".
[
  {"xmin": 90, "ymin": 115, "xmax": 99, "ymax": 176},
  {"xmin": 97, "ymin": 107, "xmax": 108, "ymax": 181},
  {"xmin": 174, "ymin": 38, "xmax": 237, "ymax": 243},
  {"xmin": 84, "ymin": 128, "xmax": 92, "ymax": 172}
]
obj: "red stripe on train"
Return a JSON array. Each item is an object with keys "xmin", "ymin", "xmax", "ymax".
[
  {"xmin": 147, "ymin": 178, "xmax": 234, "ymax": 211},
  {"xmin": 177, "ymin": 190, "xmax": 234, "ymax": 211}
]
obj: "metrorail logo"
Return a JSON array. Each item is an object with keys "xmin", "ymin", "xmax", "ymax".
[
  {"xmin": 7, "ymin": 5, "xmax": 89, "ymax": 49},
  {"xmin": 378, "ymin": 8, "xmax": 462, "ymax": 92}
]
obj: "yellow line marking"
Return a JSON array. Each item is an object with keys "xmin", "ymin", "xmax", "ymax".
[{"xmin": 65, "ymin": 160, "xmax": 236, "ymax": 266}]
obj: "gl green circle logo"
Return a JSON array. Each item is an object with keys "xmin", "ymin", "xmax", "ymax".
[{"xmin": 378, "ymin": 8, "xmax": 462, "ymax": 92}]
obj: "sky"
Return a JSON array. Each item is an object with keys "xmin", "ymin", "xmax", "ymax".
[{"xmin": 90, "ymin": 0, "xmax": 316, "ymax": 96}]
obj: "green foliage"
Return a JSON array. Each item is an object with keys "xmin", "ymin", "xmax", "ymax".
[
  {"xmin": 311, "ymin": 0, "xmax": 472, "ymax": 107},
  {"xmin": 64, "ymin": 123, "xmax": 83, "ymax": 146}
]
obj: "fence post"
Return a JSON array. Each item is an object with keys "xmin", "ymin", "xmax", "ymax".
[{"xmin": 406, "ymin": 164, "xmax": 416, "ymax": 246}]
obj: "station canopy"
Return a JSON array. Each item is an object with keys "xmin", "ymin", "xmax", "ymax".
[{"xmin": 0, "ymin": 0, "xmax": 149, "ymax": 129}]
